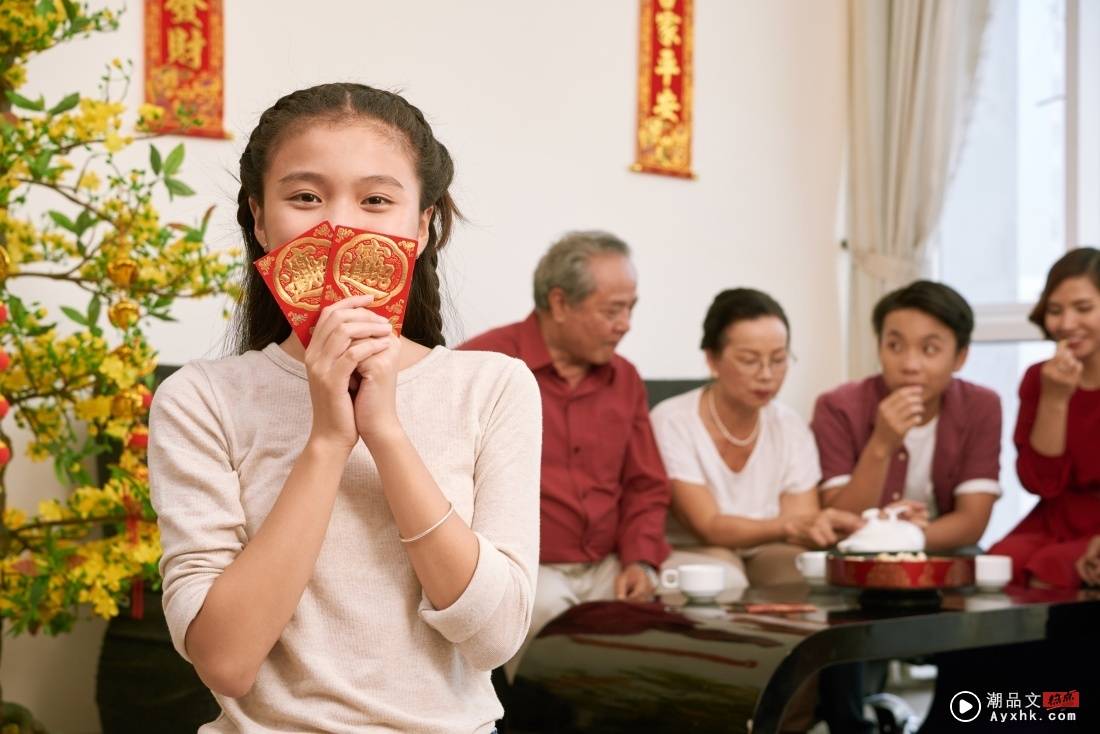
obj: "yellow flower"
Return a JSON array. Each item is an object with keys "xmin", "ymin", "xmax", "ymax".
[
  {"xmin": 3, "ymin": 62, "xmax": 26, "ymax": 89},
  {"xmin": 26, "ymin": 442, "xmax": 50, "ymax": 462},
  {"xmin": 38, "ymin": 499, "xmax": 68, "ymax": 522},
  {"xmin": 75, "ymin": 396, "xmax": 113, "ymax": 422},
  {"xmin": 86, "ymin": 585, "xmax": 119, "ymax": 618},
  {"xmin": 3, "ymin": 507, "xmax": 27, "ymax": 530},
  {"xmin": 137, "ymin": 103, "xmax": 165, "ymax": 126},
  {"xmin": 104, "ymin": 131, "xmax": 126, "ymax": 153},
  {"xmin": 77, "ymin": 171, "xmax": 101, "ymax": 191}
]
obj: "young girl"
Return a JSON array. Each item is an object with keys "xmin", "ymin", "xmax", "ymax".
[
  {"xmin": 990, "ymin": 247, "xmax": 1100, "ymax": 588},
  {"xmin": 149, "ymin": 83, "xmax": 541, "ymax": 732}
]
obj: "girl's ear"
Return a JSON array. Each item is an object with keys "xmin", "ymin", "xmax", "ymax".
[{"xmin": 416, "ymin": 206, "xmax": 434, "ymax": 257}]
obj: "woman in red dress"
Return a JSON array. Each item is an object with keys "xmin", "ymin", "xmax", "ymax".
[{"xmin": 990, "ymin": 248, "xmax": 1100, "ymax": 588}]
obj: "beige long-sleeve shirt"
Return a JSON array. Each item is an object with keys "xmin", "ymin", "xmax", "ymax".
[{"xmin": 149, "ymin": 343, "xmax": 541, "ymax": 733}]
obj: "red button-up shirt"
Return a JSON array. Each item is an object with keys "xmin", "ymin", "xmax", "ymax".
[{"xmin": 460, "ymin": 312, "xmax": 670, "ymax": 567}]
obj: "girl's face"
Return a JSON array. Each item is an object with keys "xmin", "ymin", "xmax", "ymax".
[
  {"xmin": 1043, "ymin": 275, "xmax": 1100, "ymax": 361},
  {"xmin": 706, "ymin": 316, "xmax": 790, "ymax": 411},
  {"xmin": 878, "ymin": 308, "xmax": 967, "ymax": 401},
  {"xmin": 250, "ymin": 120, "xmax": 432, "ymax": 254}
]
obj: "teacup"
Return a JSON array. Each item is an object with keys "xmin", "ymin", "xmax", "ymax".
[
  {"xmin": 660, "ymin": 564, "xmax": 725, "ymax": 603},
  {"xmin": 974, "ymin": 554, "xmax": 1012, "ymax": 590},
  {"xmin": 796, "ymin": 551, "xmax": 828, "ymax": 585}
]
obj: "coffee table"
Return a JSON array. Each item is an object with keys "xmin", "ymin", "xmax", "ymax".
[{"xmin": 509, "ymin": 584, "xmax": 1100, "ymax": 733}]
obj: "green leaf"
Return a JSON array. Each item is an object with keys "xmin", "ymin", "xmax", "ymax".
[
  {"xmin": 48, "ymin": 210, "xmax": 77, "ymax": 233},
  {"xmin": 5, "ymin": 91, "xmax": 44, "ymax": 112},
  {"xmin": 149, "ymin": 144, "xmax": 162, "ymax": 175},
  {"xmin": 9, "ymin": 298, "xmax": 27, "ymax": 327},
  {"xmin": 61, "ymin": 0, "xmax": 78, "ymax": 22},
  {"xmin": 150, "ymin": 312, "xmax": 178, "ymax": 323},
  {"xmin": 163, "ymin": 143, "xmax": 185, "ymax": 176},
  {"xmin": 30, "ymin": 149, "xmax": 53, "ymax": 178},
  {"xmin": 153, "ymin": 295, "xmax": 172, "ymax": 309},
  {"xmin": 74, "ymin": 209, "xmax": 95, "ymax": 235},
  {"xmin": 48, "ymin": 92, "xmax": 80, "ymax": 115},
  {"xmin": 164, "ymin": 177, "xmax": 195, "ymax": 198},
  {"xmin": 35, "ymin": 0, "xmax": 55, "ymax": 17},
  {"xmin": 60, "ymin": 306, "xmax": 88, "ymax": 326},
  {"xmin": 87, "ymin": 296, "xmax": 102, "ymax": 327}
]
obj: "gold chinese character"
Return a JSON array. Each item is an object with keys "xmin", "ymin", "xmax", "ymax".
[
  {"xmin": 655, "ymin": 48, "xmax": 681, "ymax": 87},
  {"xmin": 652, "ymin": 88, "xmax": 681, "ymax": 122},
  {"xmin": 348, "ymin": 241, "xmax": 395, "ymax": 292},
  {"xmin": 655, "ymin": 10, "xmax": 681, "ymax": 47},
  {"xmin": 166, "ymin": 26, "xmax": 206, "ymax": 70},
  {"xmin": 657, "ymin": 0, "xmax": 677, "ymax": 9},
  {"xmin": 165, "ymin": 0, "xmax": 208, "ymax": 27},
  {"xmin": 283, "ymin": 251, "xmax": 326, "ymax": 301}
]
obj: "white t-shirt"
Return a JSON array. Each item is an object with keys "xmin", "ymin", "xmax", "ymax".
[
  {"xmin": 650, "ymin": 387, "xmax": 821, "ymax": 546},
  {"xmin": 822, "ymin": 415, "xmax": 1001, "ymax": 519}
]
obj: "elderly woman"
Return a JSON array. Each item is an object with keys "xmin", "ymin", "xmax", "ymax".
[{"xmin": 650, "ymin": 288, "xmax": 861, "ymax": 589}]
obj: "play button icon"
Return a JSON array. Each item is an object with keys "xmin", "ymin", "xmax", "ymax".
[{"xmin": 950, "ymin": 690, "xmax": 982, "ymax": 723}]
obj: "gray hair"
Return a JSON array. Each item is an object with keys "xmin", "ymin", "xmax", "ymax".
[{"xmin": 533, "ymin": 231, "xmax": 632, "ymax": 310}]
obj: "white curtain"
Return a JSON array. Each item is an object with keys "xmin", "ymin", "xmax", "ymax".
[{"xmin": 847, "ymin": 0, "xmax": 991, "ymax": 377}]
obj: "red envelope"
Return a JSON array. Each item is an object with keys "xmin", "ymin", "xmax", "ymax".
[
  {"xmin": 253, "ymin": 221, "xmax": 334, "ymax": 347},
  {"xmin": 321, "ymin": 225, "xmax": 419, "ymax": 335}
]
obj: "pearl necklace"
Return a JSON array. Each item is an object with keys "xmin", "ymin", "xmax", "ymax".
[{"xmin": 707, "ymin": 387, "xmax": 759, "ymax": 447}]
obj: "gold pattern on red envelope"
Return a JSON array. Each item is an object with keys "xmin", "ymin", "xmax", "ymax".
[
  {"xmin": 322, "ymin": 226, "xmax": 418, "ymax": 334},
  {"xmin": 254, "ymin": 221, "xmax": 334, "ymax": 346}
]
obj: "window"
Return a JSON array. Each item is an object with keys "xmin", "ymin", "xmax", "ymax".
[{"xmin": 935, "ymin": 0, "xmax": 1097, "ymax": 547}]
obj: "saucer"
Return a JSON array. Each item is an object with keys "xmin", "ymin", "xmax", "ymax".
[
  {"xmin": 683, "ymin": 592, "xmax": 721, "ymax": 605},
  {"xmin": 975, "ymin": 581, "xmax": 1008, "ymax": 592}
]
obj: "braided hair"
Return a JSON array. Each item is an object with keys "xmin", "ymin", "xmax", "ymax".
[{"xmin": 232, "ymin": 83, "xmax": 458, "ymax": 353}]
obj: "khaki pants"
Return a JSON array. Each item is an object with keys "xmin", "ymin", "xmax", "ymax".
[
  {"xmin": 661, "ymin": 542, "xmax": 805, "ymax": 590},
  {"xmin": 504, "ymin": 554, "xmax": 622, "ymax": 681}
]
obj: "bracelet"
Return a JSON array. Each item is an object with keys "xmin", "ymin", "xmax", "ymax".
[{"xmin": 399, "ymin": 502, "xmax": 455, "ymax": 544}]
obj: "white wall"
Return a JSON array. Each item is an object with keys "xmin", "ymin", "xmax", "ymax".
[{"xmin": 1, "ymin": 1, "xmax": 848, "ymax": 731}]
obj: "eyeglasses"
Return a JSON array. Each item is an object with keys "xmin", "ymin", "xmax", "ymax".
[{"xmin": 726, "ymin": 352, "xmax": 797, "ymax": 375}]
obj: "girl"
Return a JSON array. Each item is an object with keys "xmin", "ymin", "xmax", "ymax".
[
  {"xmin": 990, "ymin": 247, "xmax": 1100, "ymax": 588},
  {"xmin": 650, "ymin": 288, "xmax": 862, "ymax": 589},
  {"xmin": 149, "ymin": 83, "xmax": 541, "ymax": 732}
]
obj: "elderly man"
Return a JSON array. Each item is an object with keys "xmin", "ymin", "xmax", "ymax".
[{"xmin": 460, "ymin": 231, "xmax": 670, "ymax": 678}]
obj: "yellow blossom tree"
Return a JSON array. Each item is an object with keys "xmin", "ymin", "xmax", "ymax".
[{"xmin": 0, "ymin": 3, "xmax": 239, "ymax": 729}]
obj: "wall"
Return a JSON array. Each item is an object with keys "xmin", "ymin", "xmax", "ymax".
[{"xmin": 1, "ymin": 1, "xmax": 848, "ymax": 731}]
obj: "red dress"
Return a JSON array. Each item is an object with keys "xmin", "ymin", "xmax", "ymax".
[{"xmin": 989, "ymin": 362, "xmax": 1100, "ymax": 587}]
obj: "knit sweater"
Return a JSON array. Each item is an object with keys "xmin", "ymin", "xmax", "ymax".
[{"xmin": 149, "ymin": 343, "xmax": 542, "ymax": 733}]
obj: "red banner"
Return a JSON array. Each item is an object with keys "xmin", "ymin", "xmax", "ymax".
[
  {"xmin": 631, "ymin": 0, "xmax": 695, "ymax": 178},
  {"xmin": 144, "ymin": 0, "xmax": 228, "ymax": 138}
]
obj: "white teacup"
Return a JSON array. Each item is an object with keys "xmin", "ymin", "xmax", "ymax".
[
  {"xmin": 661, "ymin": 564, "xmax": 725, "ymax": 602},
  {"xmin": 796, "ymin": 551, "xmax": 828, "ymax": 585},
  {"xmin": 975, "ymin": 554, "xmax": 1012, "ymax": 590}
]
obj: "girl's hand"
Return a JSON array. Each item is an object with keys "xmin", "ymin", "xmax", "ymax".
[
  {"xmin": 1076, "ymin": 535, "xmax": 1100, "ymax": 587},
  {"xmin": 1040, "ymin": 340, "xmax": 1083, "ymax": 403},
  {"xmin": 352, "ymin": 315, "xmax": 403, "ymax": 447},
  {"xmin": 304, "ymin": 296, "xmax": 392, "ymax": 453}
]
